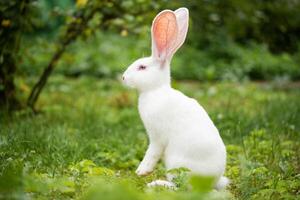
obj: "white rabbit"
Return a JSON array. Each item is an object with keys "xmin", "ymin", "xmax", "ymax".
[{"xmin": 122, "ymin": 7, "xmax": 229, "ymax": 190}]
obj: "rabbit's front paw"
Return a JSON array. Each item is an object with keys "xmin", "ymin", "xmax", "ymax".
[{"xmin": 136, "ymin": 162, "xmax": 153, "ymax": 176}]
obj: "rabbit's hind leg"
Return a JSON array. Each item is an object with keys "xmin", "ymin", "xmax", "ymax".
[{"xmin": 147, "ymin": 180, "xmax": 177, "ymax": 189}]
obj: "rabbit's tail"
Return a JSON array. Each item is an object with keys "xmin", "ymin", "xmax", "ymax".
[
  {"xmin": 215, "ymin": 176, "xmax": 230, "ymax": 190},
  {"xmin": 147, "ymin": 180, "xmax": 177, "ymax": 189}
]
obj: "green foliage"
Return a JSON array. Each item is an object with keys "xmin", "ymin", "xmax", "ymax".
[
  {"xmin": 16, "ymin": 0, "xmax": 300, "ymax": 83},
  {"xmin": 1, "ymin": 76, "xmax": 299, "ymax": 199},
  {"xmin": 167, "ymin": 167, "xmax": 190, "ymax": 190},
  {"xmin": 32, "ymin": 0, "xmax": 300, "ymax": 53},
  {"xmin": 29, "ymin": 0, "xmax": 168, "ymax": 43},
  {"xmin": 189, "ymin": 176, "xmax": 215, "ymax": 193},
  {"xmin": 19, "ymin": 32, "xmax": 300, "ymax": 81},
  {"xmin": 173, "ymin": 41, "xmax": 300, "ymax": 81},
  {"xmin": 0, "ymin": 0, "xmax": 36, "ymax": 109},
  {"xmin": 180, "ymin": 0, "xmax": 300, "ymax": 53}
]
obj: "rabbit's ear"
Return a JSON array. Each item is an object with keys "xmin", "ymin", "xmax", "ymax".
[
  {"xmin": 173, "ymin": 8, "xmax": 189, "ymax": 54},
  {"xmin": 151, "ymin": 10, "xmax": 178, "ymax": 62}
]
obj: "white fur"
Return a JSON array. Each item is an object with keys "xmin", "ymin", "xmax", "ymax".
[
  {"xmin": 122, "ymin": 7, "xmax": 228, "ymax": 190},
  {"xmin": 147, "ymin": 180, "xmax": 177, "ymax": 189}
]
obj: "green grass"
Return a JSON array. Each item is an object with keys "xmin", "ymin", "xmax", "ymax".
[{"xmin": 1, "ymin": 76, "xmax": 300, "ymax": 199}]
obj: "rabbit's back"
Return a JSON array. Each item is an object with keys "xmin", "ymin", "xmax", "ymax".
[{"xmin": 138, "ymin": 86, "xmax": 219, "ymax": 139}]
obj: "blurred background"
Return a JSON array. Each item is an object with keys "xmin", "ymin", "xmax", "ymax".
[
  {"xmin": 1, "ymin": 1, "xmax": 300, "ymax": 199},
  {"xmin": 1, "ymin": 0, "xmax": 300, "ymax": 110}
]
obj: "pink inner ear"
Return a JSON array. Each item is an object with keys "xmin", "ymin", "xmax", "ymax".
[{"xmin": 153, "ymin": 12, "xmax": 178, "ymax": 59}]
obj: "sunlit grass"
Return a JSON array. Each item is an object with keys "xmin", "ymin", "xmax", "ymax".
[{"xmin": 1, "ymin": 76, "xmax": 299, "ymax": 199}]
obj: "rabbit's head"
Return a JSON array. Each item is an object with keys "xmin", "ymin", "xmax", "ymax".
[{"xmin": 122, "ymin": 8, "xmax": 189, "ymax": 92}]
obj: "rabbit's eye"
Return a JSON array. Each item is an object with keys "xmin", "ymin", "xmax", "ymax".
[{"xmin": 138, "ymin": 65, "xmax": 147, "ymax": 70}]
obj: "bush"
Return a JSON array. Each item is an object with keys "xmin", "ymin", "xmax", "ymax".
[
  {"xmin": 15, "ymin": 0, "xmax": 300, "ymax": 82},
  {"xmin": 19, "ymin": 32, "xmax": 300, "ymax": 81}
]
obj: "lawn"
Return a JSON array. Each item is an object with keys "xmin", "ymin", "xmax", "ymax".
[{"xmin": 1, "ymin": 75, "xmax": 299, "ymax": 199}]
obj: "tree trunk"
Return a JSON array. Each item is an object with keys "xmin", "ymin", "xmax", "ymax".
[
  {"xmin": 0, "ymin": 53, "xmax": 20, "ymax": 110},
  {"xmin": 27, "ymin": 8, "xmax": 98, "ymax": 111},
  {"xmin": 27, "ymin": 46, "xmax": 66, "ymax": 111},
  {"xmin": 0, "ymin": 0, "xmax": 31, "ymax": 111}
]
